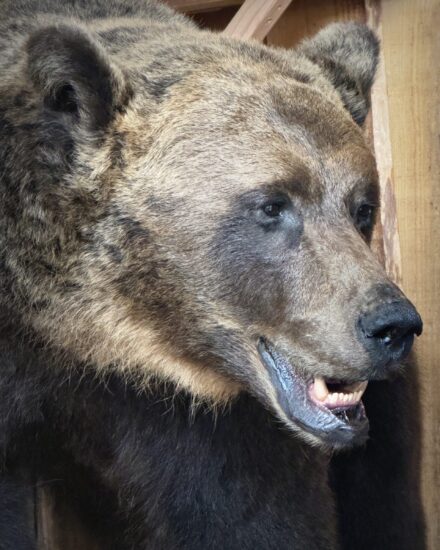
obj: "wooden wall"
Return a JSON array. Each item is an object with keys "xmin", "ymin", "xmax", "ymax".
[{"xmin": 379, "ymin": 1, "xmax": 440, "ymax": 546}]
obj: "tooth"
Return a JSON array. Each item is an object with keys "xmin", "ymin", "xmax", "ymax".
[{"xmin": 313, "ymin": 377, "xmax": 329, "ymax": 401}]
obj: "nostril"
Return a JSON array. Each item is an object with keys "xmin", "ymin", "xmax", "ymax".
[
  {"xmin": 361, "ymin": 302, "xmax": 422, "ymax": 340},
  {"xmin": 372, "ymin": 324, "xmax": 405, "ymax": 345}
]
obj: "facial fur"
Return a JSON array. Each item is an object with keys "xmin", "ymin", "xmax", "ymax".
[{"xmin": 0, "ymin": 1, "xmax": 421, "ymax": 447}]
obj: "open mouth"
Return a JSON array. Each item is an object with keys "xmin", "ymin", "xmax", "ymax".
[{"xmin": 258, "ymin": 338, "xmax": 370, "ymax": 447}]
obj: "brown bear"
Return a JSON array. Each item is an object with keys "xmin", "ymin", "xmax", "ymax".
[{"xmin": 0, "ymin": 1, "xmax": 425, "ymax": 549}]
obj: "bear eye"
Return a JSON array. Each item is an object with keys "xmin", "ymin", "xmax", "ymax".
[
  {"xmin": 353, "ymin": 203, "xmax": 376, "ymax": 236},
  {"xmin": 261, "ymin": 199, "xmax": 288, "ymax": 218},
  {"xmin": 252, "ymin": 193, "xmax": 294, "ymax": 229}
]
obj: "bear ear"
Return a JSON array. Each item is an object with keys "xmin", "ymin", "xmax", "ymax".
[
  {"xmin": 298, "ymin": 22, "xmax": 379, "ymax": 125},
  {"xmin": 26, "ymin": 24, "xmax": 132, "ymax": 131}
]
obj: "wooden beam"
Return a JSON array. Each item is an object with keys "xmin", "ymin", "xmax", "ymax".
[
  {"xmin": 224, "ymin": 0, "xmax": 293, "ymax": 41},
  {"xmin": 165, "ymin": 0, "xmax": 242, "ymax": 12}
]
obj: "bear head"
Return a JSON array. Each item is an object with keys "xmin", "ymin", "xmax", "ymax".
[{"xmin": 0, "ymin": 16, "xmax": 422, "ymax": 449}]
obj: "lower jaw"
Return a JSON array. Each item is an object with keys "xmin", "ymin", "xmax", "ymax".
[
  {"xmin": 258, "ymin": 339, "xmax": 370, "ymax": 448},
  {"xmin": 296, "ymin": 401, "xmax": 369, "ymax": 448}
]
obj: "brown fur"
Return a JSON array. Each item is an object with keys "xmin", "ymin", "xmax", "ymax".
[
  {"xmin": 0, "ymin": 0, "xmax": 407, "ymax": 441},
  {"xmin": 0, "ymin": 4, "xmax": 427, "ymax": 549}
]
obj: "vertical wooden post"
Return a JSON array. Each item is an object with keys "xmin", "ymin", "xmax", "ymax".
[
  {"xmin": 369, "ymin": 1, "xmax": 440, "ymax": 548},
  {"xmin": 365, "ymin": 0, "xmax": 402, "ymax": 285}
]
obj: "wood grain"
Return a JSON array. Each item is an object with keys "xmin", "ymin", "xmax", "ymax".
[
  {"xmin": 366, "ymin": 0, "xmax": 402, "ymax": 285},
  {"xmin": 224, "ymin": 0, "xmax": 292, "ymax": 41},
  {"xmin": 378, "ymin": 0, "xmax": 440, "ymax": 547}
]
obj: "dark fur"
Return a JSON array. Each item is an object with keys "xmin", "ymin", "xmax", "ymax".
[
  {"xmin": 331, "ymin": 367, "xmax": 425, "ymax": 549},
  {"xmin": 0, "ymin": 477, "xmax": 35, "ymax": 550},
  {"xmin": 0, "ymin": 314, "xmax": 337, "ymax": 549},
  {"xmin": 0, "ymin": 314, "xmax": 425, "ymax": 549},
  {"xmin": 0, "ymin": 1, "xmax": 425, "ymax": 548}
]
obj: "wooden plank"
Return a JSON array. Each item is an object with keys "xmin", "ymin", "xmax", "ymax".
[
  {"xmin": 224, "ymin": 0, "xmax": 293, "ymax": 41},
  {"xmin": 376, "ymin": 1, "xmax": 440, "ymax": 548},
  {"xmin": 165, "ymin": 0, "xmax": 242, "ymax": 12},
  {"xmin": 365, "ymin": 0, "xmax": 401, "ymax": 285}
]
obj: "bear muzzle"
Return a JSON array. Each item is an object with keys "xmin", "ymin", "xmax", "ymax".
[{"xmin": 257, "ymin": 289, "xmax": 422, "ymax": 450}]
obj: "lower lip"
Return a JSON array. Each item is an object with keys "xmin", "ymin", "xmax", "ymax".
[{"xmin": 258, "ymin": 339, "xmax": 370, "ymax": 447}]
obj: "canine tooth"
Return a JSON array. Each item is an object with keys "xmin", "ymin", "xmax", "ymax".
[{"xmin": 313, "ymin": 377, "xmax": 329, "ymax": 401}]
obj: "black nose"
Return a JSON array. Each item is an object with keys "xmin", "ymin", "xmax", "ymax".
[{"xmin": 358, "ymin": 300, "xmax": 423, "ymax": 367}]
